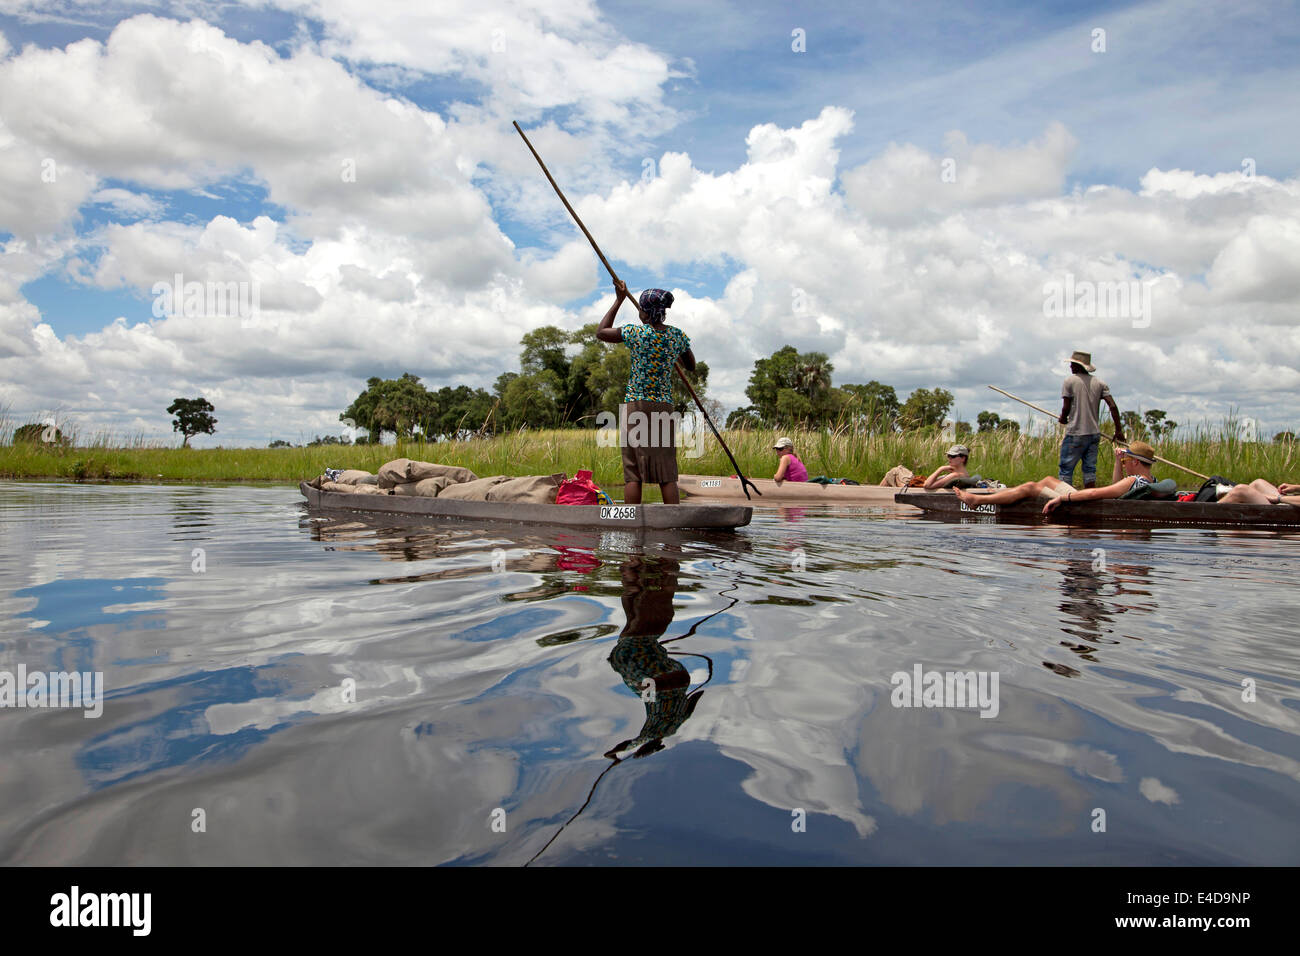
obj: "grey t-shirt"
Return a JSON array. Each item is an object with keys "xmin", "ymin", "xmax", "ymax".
[{"xmin": 1061, "ymin": 372, "xmax": 1111, "ymax": 436}]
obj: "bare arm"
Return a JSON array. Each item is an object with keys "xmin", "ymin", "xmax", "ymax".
[
  {"xmin": 923, "ymin": 464, "xmax": 954, "ymax": 489},
  {"xmin": 679, "ymin": 348, "xmax": 696, "ymax": 372},
  {"xmin": 596, "ymin": 279, "xmax": 631, "ymax": 343},
  {"xmin": 774, "ymin": 454, "xmax": 789, "ymax": 482},
  {"xmin": 1044, "ymin": 470, "xmax": 1136, "ymax": 514},
  {"xmin": 1059, "ymin": 396, "xmax": 1073, "ymax": 425},
  {"xmin": 1105, "ymin": 396, "xmax": 1125, "ymax": 441}
]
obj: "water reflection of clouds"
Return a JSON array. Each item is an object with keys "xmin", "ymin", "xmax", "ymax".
[{"xmin": 5, "ymin": 487, "xmax": 1300, "ymax": 864}]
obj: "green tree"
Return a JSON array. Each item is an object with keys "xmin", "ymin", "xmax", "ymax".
[
  {"xmin": 430, "ymin": 385, "xmax": 496, "ymax": 437},
  {"xmin": 840, "ymin": 381, "xmax": 900, "ymax": 433},
  {"xmin": 726, "ymin": 406, "xmax": 763, "ymax": 429},
  {"xmin": 268, "ymin": 439, "xmax": 293, "ymax": 448},
  {"xmin": 898, "ymin": 388, "xmax": 954, "ymax": 430},
  {"xmin": 745, "ymin": 346, "xmax": 837, "ymax": 425},
  {"xmin": 501, "ymin": 371, "xmax": 562, "ymax": 428},
  {"xmin": 1143, "ymin": 409, "xmax": 1176, "ymax": 439},
  {"xmin": 307, "ymin": 435, "xmax": 352, "ymax": 446},
  {"xmin": 13, "ymin": 423, "xmax": 70, "ymax": 445},
  {"xmin": 341, "ymin": 373, "xmax": 438, "ymax": 442},
  {"xmin": 977, "ymin": 410, "xmax": 1001, "ymax": 433},
  {"xmin": 775, "ymin": 387, "xmax": 814, "ymax": 425},
  {"xmin": 167, "ymin": 397, "xmax": 217, "ymax": 447},
  {"xmin": 1275, "ymin": 431, "xmax": 1297, "ymax": 443},
  {"xmin": 955, "ymin": 421, "xmax": 972, "ymax": 437},
  {"xmin": 1121, "ymin": 410, "xmax": 1147, "ymax": 440},
  {"xmin": 997, "ymin": 419, "xmax": 1020, "ymax": 434}
]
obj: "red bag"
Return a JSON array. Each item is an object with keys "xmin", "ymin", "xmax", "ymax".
[{"xmin": 556, "ymin": 469, "xmax": 601, "ymax": 505}]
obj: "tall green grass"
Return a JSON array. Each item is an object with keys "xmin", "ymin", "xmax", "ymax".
[{"xmin": 1, "ymin": 411, "xmax": 1296, "ymax": 488}]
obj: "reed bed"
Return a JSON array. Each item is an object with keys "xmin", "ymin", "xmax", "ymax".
[{"xmin": 2, "ymin": 411, "xmax": 1296, "ymax": 489}]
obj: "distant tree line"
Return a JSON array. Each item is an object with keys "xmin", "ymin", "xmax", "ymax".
[{"xmin": 724, "ymin": 345, "xmax": 956, "ymax": 433}]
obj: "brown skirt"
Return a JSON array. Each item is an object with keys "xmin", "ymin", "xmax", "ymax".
[{"xmin": 620, "ymin": 400, "xmax": 679, "ymax": 484}]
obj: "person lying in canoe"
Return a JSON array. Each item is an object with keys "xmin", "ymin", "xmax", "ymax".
[
  {"xmin": 954, "ymin": 441, "xmax": 1174, "ymax": 515},
  {"xmin": 923, "ymin": 444, "xmax": 982, "ymax": 489},
  {"xmin": 772, "ymin": 437, "xmax": 809, "ymax": 483},
  {"xmin": 1217, "ymin": 479, "xmax": 1300, "ymax": 505}
]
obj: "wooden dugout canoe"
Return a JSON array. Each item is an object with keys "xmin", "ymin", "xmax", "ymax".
[
  {"xmin": 894, "ymin": 490, "xmax": 1300, "ymax": 528},
  {"xmin": 678, "ymin": 473, "xmax": 921, "ymax": 505},
  {"xmin": 299, "ymin": 481, "xmax": 751, "ymax": 531}
]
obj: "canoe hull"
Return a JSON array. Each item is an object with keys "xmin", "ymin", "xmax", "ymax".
[
  {"xmin": 300, "ymin": 482, "xmax": 751, "ymax": 530},
  {"xmin": 895, "ymin": 491, "xmax": 1300, "ymax": 528},
  {"xmin": 678, "ymin": 473, "xmax": 917, "ymax": 505}
]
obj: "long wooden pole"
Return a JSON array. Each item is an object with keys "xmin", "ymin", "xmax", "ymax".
[
  {"xmin": 987, "ymin": 385, "xmax": 1210, "ymax": 481},
  {"xmin": 513, "ymin": 120, "xmax": 761, "ymax": 499}
]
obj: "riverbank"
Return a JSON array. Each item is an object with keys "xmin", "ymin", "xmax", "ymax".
[{"xmin": 1, "ymin": 427, "xmax": 1295, "ymax": 487}]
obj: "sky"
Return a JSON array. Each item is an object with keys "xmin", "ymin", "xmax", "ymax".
[{"xmin": 1, "ymin": 0, "xmax": 1298, "ymax": 447}]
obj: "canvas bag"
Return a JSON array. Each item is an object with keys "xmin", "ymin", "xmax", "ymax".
[{"xmin": 485, "ymin": 474, "xmax": 566, "ymax": 504}]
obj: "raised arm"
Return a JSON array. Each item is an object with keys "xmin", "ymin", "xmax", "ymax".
[
  {"xmin": 596, "ymin": 279, "xmax": 630, "ymax": 343},
  {"xmin": 923, "ymin": 464, "xmax": 954, "ymax": 489}
]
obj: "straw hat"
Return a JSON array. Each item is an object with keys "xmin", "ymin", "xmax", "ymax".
[
  {"xmin": 1123, "ymin": 440, "xmax": 1156, "ymax": 464},
  {"xmin": 1066, "ymin": 350, "xmax": 1096, "ymax": 372}
]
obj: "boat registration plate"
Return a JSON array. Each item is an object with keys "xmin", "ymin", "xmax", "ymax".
[
  {"xmin": 601, "ymin": 506, "xmax": 639, "ymax": 520},
  {"xmin": 960, "ymin": 500, "xmax": 997, "ymax": 514},
  {"xmin": 699, "ymin": 479, "xmax": 722, "ymax": 488}
]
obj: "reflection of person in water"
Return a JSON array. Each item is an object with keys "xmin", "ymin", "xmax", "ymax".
[
  {"xmin": 604, "ymin": 556, "xmax": 704, "ymax": 760},
  {"xmin": 1054, "ymin": 532, "xmax": 1155, "ymax": 667}
]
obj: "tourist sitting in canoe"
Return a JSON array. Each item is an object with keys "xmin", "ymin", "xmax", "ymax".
[
  {"xmin": 772, "ymin": 437, "xmax": 809, "ymax": 483},
  {"xmin": 954, "ymin": 442, "xmax": 1175, "ymax": 515},
  {"xmin": 922, "ymin": 444, "xmax": 982, "ymax": 490},
  {"xmin": 598, "ymin": 279, "xmax": 696, "ymax": 505}
]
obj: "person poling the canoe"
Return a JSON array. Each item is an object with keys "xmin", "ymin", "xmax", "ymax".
[
  {"xmin": 1059, "ymin": 350, "xmax": 1126, "ymax": 489},
  {"xmin": 954, "ymin": 441, "xmax": 1175, "ymax": 515},
  {"xmin": 513, "ymin": 119, "xmax": 760, "ymax": 501},
  {"xmin": 772, "ymin": 437, "xmax": 809, "ymax": 483},
  {"xmin": 597, "ymin": 279, "xmax": 696, "ymax": 505}
]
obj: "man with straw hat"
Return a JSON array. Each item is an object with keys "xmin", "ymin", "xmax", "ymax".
[
  {"xmin": 1058, "ymin": 349, "xmax": 1125, "ymax": 488},
  {"xmin": 954, "ymin": 441, "xmax": 1174, "ymax": 514}
]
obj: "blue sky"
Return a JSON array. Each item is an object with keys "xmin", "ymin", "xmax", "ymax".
[{"xmin": 1, "ymin": 0, "xmax": 1297, "ymax": 444}]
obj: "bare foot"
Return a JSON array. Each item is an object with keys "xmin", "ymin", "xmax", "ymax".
[{"xmin": 954, "ymin": 488, "xmax": 977, "ymax": 505}]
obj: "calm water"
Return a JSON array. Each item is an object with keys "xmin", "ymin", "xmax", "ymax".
[{"xmin": 1, "ymin": 481, "xmax": 1298, "ymax": 865}]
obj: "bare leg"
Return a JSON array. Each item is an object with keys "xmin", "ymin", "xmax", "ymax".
[
  {"xmin": 1221, "ymin": 479, "xmax": 1281, "ymax": 505},
  {"xmin": 624, "ymin": 480, "xmax": 642, "ymax": 505},
  {"xmin": 660, "ymin": 481, "xmax": 680, "ymax": 505},
  {"xmin": 955, "ymin": 477, "xmax": 1064, "ymax": 506}
]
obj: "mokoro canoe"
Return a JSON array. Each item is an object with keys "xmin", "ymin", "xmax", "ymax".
[
  {"xmin": 300, "ymin": 482, "xmax": 751, "ymax": 530},
  {"xmin": 895, "ymin": 490, "xmax": 1300, "ymax": 528},
  {"xmin": 678, "ymin": 474, "xmax": 918, "ymax": 505}
]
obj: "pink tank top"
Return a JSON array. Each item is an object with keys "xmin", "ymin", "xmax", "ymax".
[{"xmin": 783, "ymin": 453, "xmax": 808, "ymax": 482}]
